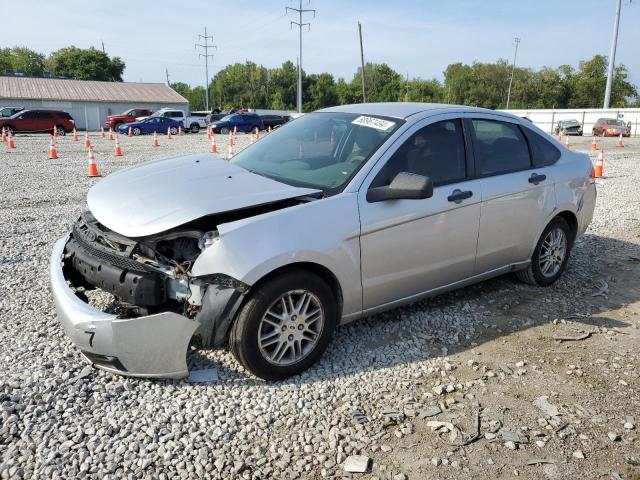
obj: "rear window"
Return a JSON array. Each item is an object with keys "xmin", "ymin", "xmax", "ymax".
[
  {"xmin": 471, "ymin": 119, "xmax": 531, "ymax": 176},
  {"xmin": 523, "ymin": 128, "xmax": 561, "ymax": 167}
]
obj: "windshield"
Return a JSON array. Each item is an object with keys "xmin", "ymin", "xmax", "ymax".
[
  {"xmin": 606, "ymin": 119, "xmax": 625, "ymax": 126},
  {"xmin": 230, "ymin": 112, "xmax": 403, "ymax": 192},
  {"xmin": 219, "ymin": 114, "xmax": 235, "ymax": 122},
  {"xmin": 562, "ymin": 120, "xmax": 579, "ymax": 126}
]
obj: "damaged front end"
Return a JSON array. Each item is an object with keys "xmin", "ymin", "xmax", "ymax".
[{"xmin": 51, "ymin": 211, "xmax": 249, "ymax": 378}]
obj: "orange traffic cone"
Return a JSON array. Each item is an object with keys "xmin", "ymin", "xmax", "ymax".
[
  {"xmin": 228, "ymin": 143, "xmax": 234, "ymax": 160},
  {"xmin": 591, "ymin": 136, "xmax": 597, "ymax": 150},
  {"xmin": 250, "ymin": 133, "xmax": 255, "ymax": 145},
  {"xmin": 616, "ymin": 134, "xmax": 624, "ymax": 147},
  {"xmin": 152, "ymin": 131, "xmax": 159, "ymax": 147},
  {"xmin": 255, "ymin": 131, "xmax": 260, "ymax": 141},
  {"xmin": 207, "ymin": 126, "xmax": 212, "ymax": 139},
  {"xmin": 108, "ymin": 128, "xmax": 114, "ymax": 141},
  {"xmin": 87, "ymin": 147, "xmax": 100, "ymax": 177},
  {"xmin": 594, "ymin": 150, "xmax": 604, "ymax": 178},
  {"xmin": 178, "ymin": 126, "xmax": 183, "ymax": 137},
  {"xmin": 1, "ymin": 127, "xmax": 6, "ymax": 143},
  {"xmin": 210, "ymin": 136, "xmax": 217, "ymax": 153},
  {"xmin": 101, "ymin": 127, "xmax": 105, "ymax": 139},
  {"xmin": 72, "ymin": 128, "xmax": 79, "ymax": 142},
  {"xmin": 233, "ymin": 126, "xmax": 237, "ymax": 136},
  {"xmin": 48, "ymin": 136, "xmax": 58, "ymax": 159},
  {"xmin": 127, "ymin": 126, "xmax": 132, "ymax": 138},
  {"xmin": 228, "ymin": 132, "xmax": 234, "ymax": 146},
  {"xmin": 7, "ymin": 131, "xmax": 15, "ymax": 149},
  {"xmin": 52, "ymin": 126, "xmax": 58, "ymax": 138},
  {"xmin": 267, "ymin": 125, "xmax": 272, "ymax": 133},
  {"xmin": 564, "ymin": 136, "xmax": 571, "ymax": 149},
  {"xmin": 114, "ymin": 135, "xmax": 123, "ymax": 156},
  {"xmin": 84, "ymin": 130, "xmax": 91, "ymax": 148},
  {"xmin": 166, "ymin": 127, "xmax": 172, "ymax": 140}
]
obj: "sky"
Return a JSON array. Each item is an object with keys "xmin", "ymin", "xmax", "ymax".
[{"xmin": 3, "ymin": 0, "xmax": 639, "ymax": 88}]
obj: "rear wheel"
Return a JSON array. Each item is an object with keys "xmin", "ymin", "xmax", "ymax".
[
  {"xmin": 220, "ymin": 127, "xmax": 230, "ymax": 135},
  {"xmin": 189, "ymin": 123, "xmax": 200, "ymax": 133},
  {"xmin": 169, "ymin": 126, "xmax": 178, "ymax": 135},
  {"xmin": 229, "ymin": 269, "xmax": 338, "ymax": 380},
  {"xmin": 113, "ymin": 122, "xmax": 123, "ymax": 131},
  {"xmin": 516, "ymin": 217, "xmax": 573, "ymax": 286},
  {"xmin": 55, "ymin": 125, "xmax": 66, "ymax": 136},
  {"xmin": 251, "ymin": 125, "xmax": 259, "ymax": 134},
  {"xmin": 4, "ymin": 126, "xmax": 15, "ymax": 136}
]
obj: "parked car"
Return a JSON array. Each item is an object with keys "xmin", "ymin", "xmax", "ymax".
[
  {"xmin": 0, "ymin": 109, "xmax": 75, "ymax": 136},
  {"xmin": 592, "ymin": 118, "xmax": 631, "ymax": 137},
  {"xmin": 555, "ymin": 119, "xmax": 583, "ymax": 136},
  {"xmin": 209, "ymin": 112, "xmax": 264, "ymax": 134},
  {"xmin": 260, "ymin": 114, "xmax": 291, "ymax": 130},
  {"xmin": 141, "ymin": 109, "xmax": 207, "ymax": 133},
  {"xmin": 0, "ymin": 106, "xmax": 24, "ymax": 118},
  {"xmin": 50, "ymin": 103, "xmax": 596, "ymax": 380},
  {"xmin": 116, "ymin": 116, "xmax": 183, "ymax": 136},
  {"xmin": 104, "ymin": 109, "xmax": 153, "ymax": 131}
]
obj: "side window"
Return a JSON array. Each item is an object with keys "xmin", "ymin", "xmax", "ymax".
[
  {"xmin": 522, "ymin": 128, "xmax": 561, "ymax": 167},
  {"xmin": 371, "ymin": 119, "xmax": 467, "ymax": 188},
  {"xmin": 471, "ymin": 119, "xmax": 531, "ymax": 176},
  {"xmin": 20, "ymin": 112, "xmax": 37, "ymax": 119},
  {"xmin": 39, "ymin": 112, "xmax": 53, "ymax": 119}
]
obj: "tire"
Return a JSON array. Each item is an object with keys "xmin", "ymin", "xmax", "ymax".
[
  {"xmin": 113, "ymin": 122, "xmax": 123, "ymax": 131},
  {"xmin": 251, "ymin": 125, "xmax": 259, "ymax": 134},
  {"xmin": 169, "ymin": 126, "xmax": 178, "ymax": 135},
  {"xmin": 132, "ymin": 127, "xmax": 141, "ymax": 136},
  {"xmin": 4, "ymin": 126, "xmax": 15, "ymax": 136},
  {"xmin": 516, "ymin": 217, "xmax": 573, "ymax": 286},
  {"xmin": 55, "ymin": 125, "xmax": 66, "ymax": 136},
  {"xmin": 229, "ymin": 269, "xmax": 338, "ymax": 380},
  {"xmin": 220, "ymin": 127, "xmax": 230, "ymax": 135},
  {"xmin": 189, "ymin": 123, "xmax": 200, "ymax": 133}
]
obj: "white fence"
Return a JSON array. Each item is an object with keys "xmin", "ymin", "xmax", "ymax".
[{"xmin": 500, "ymin": 108, "xmax": 640, "ymax": 136}]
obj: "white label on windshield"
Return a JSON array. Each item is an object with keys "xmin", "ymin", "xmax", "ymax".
[{"xmin": 352, "ymin": 116, "xmax": 396, "ymax": 131}]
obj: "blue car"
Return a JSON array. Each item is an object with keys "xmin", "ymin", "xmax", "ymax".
[
  {"xmin": 209, "ymin": 112, "xmax": 264, "ymax": 134},
  {"xmin": 117, "ymin": 116, "xmax": 184, "ymax": 136}
]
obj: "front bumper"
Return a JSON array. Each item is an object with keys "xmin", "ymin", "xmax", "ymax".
[{"xmin": 50, "ymin": 236, "xmax": 198, "ymax": 379}]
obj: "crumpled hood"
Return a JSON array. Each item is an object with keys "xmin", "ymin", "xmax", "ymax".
[{"xmin": 87, "ymin": 153, "xmax": 320, "ymax": 237}]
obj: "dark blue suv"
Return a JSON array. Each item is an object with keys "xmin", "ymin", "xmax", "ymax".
[{"xmin": 209, "ymin": 113, "xmax": 264, "ymax": 134}]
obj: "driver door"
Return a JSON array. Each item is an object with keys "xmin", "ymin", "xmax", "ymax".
[{"xmin": 358, "ymin": 116, "xmax": 481, "ymax": 311}]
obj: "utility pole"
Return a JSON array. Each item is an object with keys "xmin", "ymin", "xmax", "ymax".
[
  {"xmin": 165, "ymin": 68, "xmax": 170, "ymax": 86},
  {"xmin": 196, "ymin": 27, "xmax": 216, "ymax": 111},
  {"xmin": 506, "ymin": 37, "xmax": 520, "ymax": 110},
  {"xmin": 101, "ymin": 40, "xmax": 105, "ymax": 54},
  {"xmin": 604, "ymin": 0, "xmax": 623, "ymax": 109},
  {"xmin": 286, "ymin": 0, "xmax": 316, "ymax": 113},
  {"xmin": 358, "ymin": 21, "xmax": 366, "ymax": 103}
]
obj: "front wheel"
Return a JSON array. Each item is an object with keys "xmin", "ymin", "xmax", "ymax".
[
  {"xmin": 189, "ymin": 123, "xmax": 200, "ymax": 133},
  {"xmin": 516, "ymin": 217, "xmax": 573, "ymax": 286},
  {"xmin": 229, "ymin": 270, "xmax": 338, "ymax": 380},
  {"xmin": 169, "ymin": 126, "xmax": 179, "ymax": 135},
  {"xmin": 220, "ymin": 127, "xmax": 229, "ymax": 135},
  {"xmin": 132, "ymin": 127, "xmax": 141, "ymax": 136}
]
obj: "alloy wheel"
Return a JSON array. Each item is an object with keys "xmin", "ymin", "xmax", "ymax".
[{"xmin": 539, "ymin": 227, "xmax": 567, "ymax": 278}]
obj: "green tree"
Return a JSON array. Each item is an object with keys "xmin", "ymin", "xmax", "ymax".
[
  {"xmin": 0, "ymin": 47, "xmax": 46, "ymax": 75},
  {"xmin": 47, "ymin": 47, "xmax": 125, "ymax": 81}
]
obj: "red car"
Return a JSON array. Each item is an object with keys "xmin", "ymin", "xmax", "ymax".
[
  {"xmin": 592, "ymin": 118, "xmax": 631, "ymax": 137},
  {"xmin": 0, "ymin": 109, "xmax": 75, "ymax": 136},
  {"xmin": 105, "ymin": 108, "xmax": 154, "ymax": 131}
]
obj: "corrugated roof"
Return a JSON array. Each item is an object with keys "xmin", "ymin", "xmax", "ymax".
[{"xmin": 0, "ymin": 76, "xmax": 188, "ymax": 104}]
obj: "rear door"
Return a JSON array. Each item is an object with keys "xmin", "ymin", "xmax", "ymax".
[
  {"xmin": 359, "ymin": 115, "xmax": 481, "ymax": 309},
  {"xmin": 468, "ymin": 115, "xmax": 556, "ymax": 273}
]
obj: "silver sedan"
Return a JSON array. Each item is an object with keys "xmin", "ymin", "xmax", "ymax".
[{"xmin": 50, "ymin": 103, "xmax": 596, "ymax": 380}]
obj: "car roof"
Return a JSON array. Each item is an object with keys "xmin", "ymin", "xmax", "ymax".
[{"xmin": 317, "ymin": 102, "xmax": 500, "ymax": 120}]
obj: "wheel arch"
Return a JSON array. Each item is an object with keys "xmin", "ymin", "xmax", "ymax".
[
  {"xmin": 555, "ymin": 210, "xmax": 578, "ymax": 242},
  {"xmin": 249, "ymin": 262, "xmax": 344, "ymax": 319}
]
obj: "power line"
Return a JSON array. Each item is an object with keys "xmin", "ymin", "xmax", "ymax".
[
  {"xmin": 286, "ymin": 0, "xmax": 316, "ymax": 113},
  {"xmin": 195, "ymin": 27, "xmax": 217, "ymax": 111},
  {"xmin": 506, "ymin": 37, "xmax": 520, "ymax": 110}
]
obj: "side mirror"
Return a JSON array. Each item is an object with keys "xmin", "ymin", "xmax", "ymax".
[{"xmin": 367, "ymin": 172, "xmax": 434, "ymax": 203}]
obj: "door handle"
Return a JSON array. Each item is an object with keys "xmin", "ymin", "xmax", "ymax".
[
  {"xmin": 448, "ymin": 189, "xmax": 473, "ymax": 203},
  {"xmin": 528, "ymin": 173, "xmax": 547, "ymax": 185}
]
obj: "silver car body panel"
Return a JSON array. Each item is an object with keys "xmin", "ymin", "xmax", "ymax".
[
  {"xmin": 87, "ymin": 154, "xmax": 320, "ymax": 237},
  {"xmin": 52, "ymin": 103, "xmax": 597, "ymax": 378}
]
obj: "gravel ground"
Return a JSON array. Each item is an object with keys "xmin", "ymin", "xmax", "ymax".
[{"xmin": 0, "ymin": 132, "xmax": 639, "ymax": 479}]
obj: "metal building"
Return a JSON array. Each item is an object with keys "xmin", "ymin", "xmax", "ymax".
[{"xmin": 0, "ymin": 76, "xmax": 188, "ymax": 130}]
